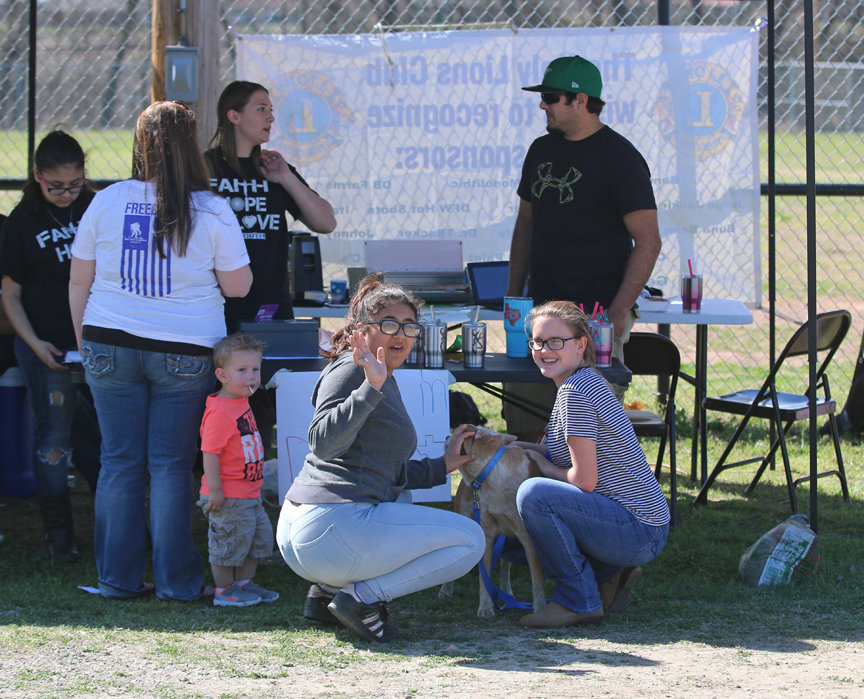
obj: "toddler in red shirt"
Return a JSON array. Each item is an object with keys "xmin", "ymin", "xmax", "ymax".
[{"xmin": 199, "ymin": 333, "xmax": 277, "ymax": 607}]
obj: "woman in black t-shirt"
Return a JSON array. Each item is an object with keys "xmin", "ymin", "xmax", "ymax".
[
  {"xmin": 0, "ymin": 131, "xmax": 96, "ymax": 562},
  {"xmin": 204, "ymin": 80, "xmax": 336, "ymax": 331}
]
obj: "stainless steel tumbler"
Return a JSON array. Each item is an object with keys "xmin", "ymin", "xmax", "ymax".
[
  {"xmin": 422, "ymin": 321, "xmax": 447, "ymax": 369},
  {"xmin": 462, "ymin": 322, "xmax": 486, "ymax": 369}
]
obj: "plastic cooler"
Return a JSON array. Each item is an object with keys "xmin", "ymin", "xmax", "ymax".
[{"xmin": 0, "ymin": 366, "xmax": 36, "ymax": 497}]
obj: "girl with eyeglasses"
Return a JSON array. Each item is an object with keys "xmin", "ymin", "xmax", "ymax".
[
  {"xmin": 512, "ymin": 300, "xmax": 669, "ymax": 628},
  {"xmin": 0, "ymin": 131, "xmax": 99, "ymax": 562},
  {"xmin": 69, "ymin": 102, "xmax": 252, "ymax": 601},
  {"xmin": 276, "ymin": 274, "xmax": 483, "ymax": 643}
]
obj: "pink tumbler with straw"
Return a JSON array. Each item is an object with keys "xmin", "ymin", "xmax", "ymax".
[
  {"xmin": 589, "ymin": 320, "xmax": 614, "ymax": 367},
  {"xmin": 680, "ymin": 275, "xmax": 703, "ymax": 313}
]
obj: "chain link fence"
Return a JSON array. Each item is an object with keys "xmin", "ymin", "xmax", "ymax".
[{"xmin": 1, "ymin": 0, "xmax": 862, "ymax": 401}]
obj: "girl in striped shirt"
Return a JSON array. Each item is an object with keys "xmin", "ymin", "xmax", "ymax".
[{"xmin": 515, "ymin": 301, "xmax": 669, "ymax": 628}]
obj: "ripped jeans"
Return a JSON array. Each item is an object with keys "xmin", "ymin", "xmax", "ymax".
[{"xmin": 14, "ymin": 337, "xmax": 77, "ymax": 497}]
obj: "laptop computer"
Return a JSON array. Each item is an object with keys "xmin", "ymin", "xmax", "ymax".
[{"xmin": 466, "ymin": 261, "xmax": 510, "ymax": 311}]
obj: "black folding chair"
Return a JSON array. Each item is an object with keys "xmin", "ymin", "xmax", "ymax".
[
  {"xmin": 623, "ymin": 332, "xmax": 681, "ymax": 527},
  {"xmin": 694, "ymin": 310, "xmax": 852, "ymax": 513}
]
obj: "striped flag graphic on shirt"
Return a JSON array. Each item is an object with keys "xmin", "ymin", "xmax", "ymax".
[{"xmin": 121, "ymin": 213, "xmax": 172, "ymax": 297}]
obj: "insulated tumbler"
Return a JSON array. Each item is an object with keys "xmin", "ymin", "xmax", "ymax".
[
  {"xmin": 406, "ymin": 331, "xmax": 423, "ymax": 366},
  {"xmin": 680, "ymin": 274, "xmax": 703, "ymax": 313},
  {"xmin": 589, "ymin": 320, "xmax": 614, "ymax": 367},
  {"xmin": 422, "ymin": 321, "xmax": 447, "ymax": 369},
  {"xmin": 504, "ymin": 296, "xmax": 533, "ymax": 358},
  {"xmin": 461, "ymin": 322, "xmax": 486, "ymax": 369}
]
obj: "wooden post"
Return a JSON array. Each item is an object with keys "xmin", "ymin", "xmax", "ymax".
[
  {"xmin": 151, "ymin": 0, "xmax": 174, "ymax": 103},
  {"xmin": 187, "ymin": 1, "xmax": 220, "ymax": 151}
]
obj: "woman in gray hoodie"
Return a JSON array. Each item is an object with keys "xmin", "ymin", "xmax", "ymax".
[{"xmin": 277, "ymin": 274, "xmax": 483, "ymax": 643}]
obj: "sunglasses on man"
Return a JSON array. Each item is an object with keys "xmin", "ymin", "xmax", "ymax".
[{"xmin": 540, "ymin": 92, "xmax": 565, "ymax": 105}]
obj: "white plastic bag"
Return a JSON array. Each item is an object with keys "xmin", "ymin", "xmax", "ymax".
[{"xmin": 738, "ymin": 515, "xmax": 820, "ymax": 586}]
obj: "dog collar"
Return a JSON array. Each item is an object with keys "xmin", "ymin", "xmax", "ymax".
[{"xmin": 471, "ymin": 445, "xmax": 507, "ymax": 491}]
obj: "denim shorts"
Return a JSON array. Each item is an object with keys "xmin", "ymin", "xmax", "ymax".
[{"xmin": 199, "ymin": 496, "xmax": 274, "ymax": 567}]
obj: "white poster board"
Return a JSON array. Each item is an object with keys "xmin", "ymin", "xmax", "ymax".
[
  {"xmin": 238, "ymin": 26, "xmax": 760, "ymax": 304},
  {"xmin": 275, "ymin": 368, "xmax": 453, "ymax": 502}
]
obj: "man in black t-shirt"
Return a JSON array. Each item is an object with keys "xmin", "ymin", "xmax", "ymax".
[{"xmin": 505, "ymin": 55, "xmax": 661, "ymax": 441}]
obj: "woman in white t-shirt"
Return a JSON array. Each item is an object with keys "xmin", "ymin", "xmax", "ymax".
[
  {"xmin": 513, "ymin": 301, "xmax": 670, "ymax": 629},
  {"xmin": 69, "ymin": 101, "xmax": 252, "ymax": 601}
]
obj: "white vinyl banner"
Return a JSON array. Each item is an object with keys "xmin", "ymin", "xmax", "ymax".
[{"xmin": 238, "ymin": 26, "xmax": 760, "ymax": 303}]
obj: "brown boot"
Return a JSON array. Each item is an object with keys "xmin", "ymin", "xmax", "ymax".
[
  {"xmin": 519, "ymin": 602, "xmax": 603, "ymax": 628},
  {"xmin": 607, "ymin": 567, "xmax": 643, "ymax": 614},
  {"xmin": 598, "ymin": 572, "xmax": 621, "ymax": 611}
]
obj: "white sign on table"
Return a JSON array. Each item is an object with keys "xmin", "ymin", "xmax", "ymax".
[{"xmin": 275, "ymin": 369, "xmax": 453, "ymax": 503}]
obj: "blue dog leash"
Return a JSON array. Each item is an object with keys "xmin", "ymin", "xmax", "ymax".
[{"xmin": 470, "ymin": 446, "xmax": 534, "ymax": 611}]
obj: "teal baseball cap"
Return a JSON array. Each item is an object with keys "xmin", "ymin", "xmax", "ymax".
[{"xmin": 522, "ymin": 55, "xmax": 603, "ymax": 99}]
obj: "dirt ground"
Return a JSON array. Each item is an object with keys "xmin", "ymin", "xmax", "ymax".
[{"xmin": 4, "ymin": 626, "xmax": 862, "ymax": 697}]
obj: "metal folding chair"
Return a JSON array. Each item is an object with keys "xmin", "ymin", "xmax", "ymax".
[
  {"xmin": 623, "ymin": 332, "xmax": 681, "ymax": 527},
  {"xmin": 693, "ymin": 310, "xmax": 852, "ymax": 513}
]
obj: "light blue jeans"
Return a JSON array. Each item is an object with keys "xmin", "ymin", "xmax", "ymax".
[
  {"xmin": 83, "ymin": 341, "xmax": 212, "ymax": 601},
  {"xmin": 277, "ymin": 496, "xmax": 485, "ymax": 602},
  {"xmin": 516, "ymin": 477, "xmax": 668, "ymax": 614}
]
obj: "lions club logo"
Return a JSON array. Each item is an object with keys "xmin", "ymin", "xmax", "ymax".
[
  {"xmin": 653, "ymin": 62, "xmax": 745, "ymax": 160},
  {"xmin": 272, "ymin": 72, "xmax": 354, "ymax": 163}
]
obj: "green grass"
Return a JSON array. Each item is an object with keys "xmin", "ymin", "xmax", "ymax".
[
  {"xmin": 2, "ymin": 129, "xmax": 135, "ymax": 181},
  {"xmin": 1, "ymin": 380, "xmax": 863, "ymax": 696}
]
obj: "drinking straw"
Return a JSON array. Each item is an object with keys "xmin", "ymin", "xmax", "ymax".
[
  {"xmin": 591, "ymin": 301, "xmax": 599, "ymax": 319},
  {"xmin": 599, "ymin": 305, "xmax": 605, "ymax": 321},
  {"xmin": 430, "ymin": 305, "xmax": 435, "ymax": 322},
  {"xmin": 688, "ymin": 258, "xmax": 694, "ymax": 276},
  {"xmin": 579, "ymin": 303, "xmax": 584, "ymax": 313},
  {"xmin": 473, "ymin": 305, "xmax": 481, "ymax": 324}
]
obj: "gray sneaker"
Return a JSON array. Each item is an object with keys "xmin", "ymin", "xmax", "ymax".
[
  {"xmin": 213, "ymin": 582, "xmax": 262, "ymax": 607},
  {"xmin": 238, "ymin": 581, "xmax": 279, "ymax": 603}
]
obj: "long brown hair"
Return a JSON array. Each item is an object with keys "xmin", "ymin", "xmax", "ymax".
[
  {"xmin": 526, "ymin": 300, "xmax": 596, "ymax": 366},
  {"xmin": 208, "ymin": 80, "xmax": 269, "ymax": 175},
  {"xmin": 324, "ymin": 274, "xmax": 422, "ymax": 360},
  {"xmin": 132, "ymin": 101, "xmax": 210, "ymax": 258}
]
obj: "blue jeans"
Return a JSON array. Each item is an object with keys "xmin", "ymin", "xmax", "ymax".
[
  {"xmin": 83, "ymin": 341, "xmax": 212, "ymax": 601},
  {"xmin": 516, "ymin": 477, "xmax": 668, "ymax": 614},
  {"xmin": 277, "ymin": 497, "xmax": 485, "ymax": 602},
  {"xmin": 14, "ymin": 337, "xmax": 77, "ymax": 497}
]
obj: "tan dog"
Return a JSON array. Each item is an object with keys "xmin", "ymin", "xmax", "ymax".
[{"xmin": 440, "ymin": 425, "xmax": 547, "ymax": 618}]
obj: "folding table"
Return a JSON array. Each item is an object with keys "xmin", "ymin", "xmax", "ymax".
[{"xmin": 635, "ymin": 298, "xmax": 754, "ymax": 483}]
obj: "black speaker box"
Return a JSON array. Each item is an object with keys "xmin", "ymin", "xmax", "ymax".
[{"xmin": 289, "ymin": 233, "xmax": 323, "ymax": 302}]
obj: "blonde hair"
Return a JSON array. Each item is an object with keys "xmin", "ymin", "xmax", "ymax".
[
  {"xmin": 212, "ymin": 333, "xmax": 265, "ymax": 369},
  {"xmin": 526, "ymin": 300, "xmax": 596, "ymax": 366}
]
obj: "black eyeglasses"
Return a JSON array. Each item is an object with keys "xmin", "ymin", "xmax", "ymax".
[
  {"xmin": 37, "ymin": 172, "xmax": 86, "ymax": 196},
  {"xmin": 528, "ymin": 336, "xmax": 578, "ymax": 351},
  {"xmin": 540, "ymin": 92, "xmax": 564, "ymax": 105},
  {"xmin": 364, "ymin": 319, "xmax": 422, "ymax": 338}
]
